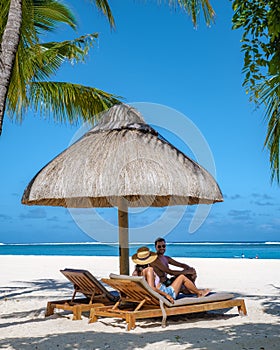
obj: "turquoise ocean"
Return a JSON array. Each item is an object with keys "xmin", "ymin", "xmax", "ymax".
[{"xmin": 0, "ymin": 242, "xmax": 279, "ymax": 259}]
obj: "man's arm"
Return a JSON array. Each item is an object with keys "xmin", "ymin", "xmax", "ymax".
[
  {"xmin": 167, "ymin": 257, "xmax": 190, "ymax": 269},
  {"xmin": 152, "ymin": 257, "xmax": 190, "ymax": 276},
  {"xmin": 167, "ymin": 257, "xmax": 196, "ymax": 276}
]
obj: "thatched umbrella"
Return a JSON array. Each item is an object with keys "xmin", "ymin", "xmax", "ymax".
[{"xmin": 22, "ymin": 104, "xmax": 223, "ymax": 274}]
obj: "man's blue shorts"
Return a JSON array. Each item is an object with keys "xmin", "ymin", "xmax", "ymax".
[{"xmin": 159, "ymin": 283, "xmax": 176, "ymax": 299}]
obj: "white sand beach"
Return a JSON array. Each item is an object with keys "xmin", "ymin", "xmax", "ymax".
[{"xmin": 0, "ymin": 256, "xmax": 279, "ymax": 349}]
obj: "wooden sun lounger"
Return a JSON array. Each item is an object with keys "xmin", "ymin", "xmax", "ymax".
[
  {"xmin": 89, "ymin": 274, "xmax": 247, "ymax": 330},
  {"xmin": 45, "ymin": 268, "xmax": 119, "ymax": 320}
]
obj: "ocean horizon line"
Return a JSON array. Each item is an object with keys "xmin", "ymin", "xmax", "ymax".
[
  {"xmin": 1, "ymin": 241, "xmax": 279, "ymax": 246},
  {"xmin": 1, "ymin": 241, "xmax": 279, "ymax": 259}
]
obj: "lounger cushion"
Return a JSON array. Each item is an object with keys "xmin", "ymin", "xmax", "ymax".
[{"xmin": 109, "ymin": 273, "xmax": 234, "ymax": 307}]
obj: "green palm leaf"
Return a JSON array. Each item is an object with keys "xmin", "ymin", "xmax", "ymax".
[
  {"xmin": 259, "ymin": 77, "xmax": 280, "ymax": 182},
  {"xmin": 160, "ymin": 0, "xmax": 215, "ymax": 26},
  {"xmin": 29, "ymin": 81, "xmax": 121, "ymax": 124},
  {"xmin": 40, "ymin": 33, "xmax": 98, "ymax": 63},
  {"xmin": 33, "ymin": 0, "xmax": 77, "ymax": 32},
  {"xmin": 89, "ymin": 0, "xmax": 115, "ymax": 28},
  {"xmin": 7, "ymin": 33, "xmax": 102, "ymax": 119},
  {"xmin": 232, "ymin": 0, "xmax": 280, "ymax": 183}
]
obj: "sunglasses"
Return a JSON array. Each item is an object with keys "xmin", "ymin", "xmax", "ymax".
[{"xmin": 157, "ymin": 244, "xmax": 166, "ymax": 248}]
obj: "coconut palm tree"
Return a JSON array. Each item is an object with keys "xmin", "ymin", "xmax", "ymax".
[
  {"xmin": 0, "ymin": 0, "xmax": 118, "ymax": 135},
  {"xmin": 0, "ymin": 0, "xmax": 215, "ymax": 135}
]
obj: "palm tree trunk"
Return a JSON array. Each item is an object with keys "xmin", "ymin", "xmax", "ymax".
[{"xmin": 0, "ymin": 0, "xmax": 22, "ymax": 135}]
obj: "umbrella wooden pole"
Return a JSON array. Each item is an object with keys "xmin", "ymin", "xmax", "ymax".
[{"xmin": 118, "ymin": 203, "xmax": 129, "ymax": 275}]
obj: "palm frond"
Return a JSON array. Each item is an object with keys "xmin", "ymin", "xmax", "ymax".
[
  {"xmin": 0, "ymin": 0, "xmax": 11, "ymax": 39},
  {"xmin": 20, "ymin": 0, "xmax": 77, "ymax": 49},
  {"xmin": 27, "ymin": 81, "xmax": 122, "ymax": 124},
  {"xmin": 40, "ymin": 33, "xmax": 98, "ymax": 62},
  {"xmin": 259, "ymin": 77, "xmax": 280, "ymax": 182},
  {"xmin": 89, "ymin": 0, "xmax": 115, "ymax": 29},
  {"xmin": 31, "ymin": 33, "xmax": 98, "ymax": 81},
  {"xmin": 165, "ymin": 0, "xmax": 215, "ymax": 27},
  {"xmin": 7, "ymin": 32, "xmax": 98, "ymax": 115},
  {"xmin": 33, "ymin": 0, "xmax": 77, "ymax": 33},
  {"xmin": 7, "ymin": 40, "xmax": 30, "ymax": 116},
  {"xmin": 21, "ymin": 0, "xmax": 38, "ymax": 47}
]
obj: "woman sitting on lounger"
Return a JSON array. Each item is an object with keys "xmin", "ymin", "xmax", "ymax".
[{"xmin": 132, "ymin": 247, "xmax": 210, "ymax": 304}]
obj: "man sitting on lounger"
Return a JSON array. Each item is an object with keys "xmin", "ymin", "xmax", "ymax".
[{"xmin": 151, "ymin": 237, "xmax": 197, "ymax": 288}]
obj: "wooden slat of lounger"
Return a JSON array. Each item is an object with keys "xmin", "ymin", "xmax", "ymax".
[
  {"xmin": 62, "ymin": 270, "xmax": 104, "ymax": 297},
  {"xmin": 72, "ymin": 276, "xmax": 97, "ymax": 295},
  {"xmin": 102, "ymin": 280, "xmax": 138, "ymax": 301},
  {"xmin": 102, "ymin": 279, "xmax": 159, "ymax": 306},
  {"xmin": 61, "ymin": 269, "xmax": 120, "ymax": 302},
  {"xmin": 122, "ymin": 285, "xmax": 155, "ymax": 304},
  {"xmin": 118, "ymin": 283, "xmax": 150, "ymax": 302}
]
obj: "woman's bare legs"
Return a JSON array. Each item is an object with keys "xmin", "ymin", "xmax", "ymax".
[{"xmin": 171, "ymin": 275, "xmax": 211, "ymax": 297}]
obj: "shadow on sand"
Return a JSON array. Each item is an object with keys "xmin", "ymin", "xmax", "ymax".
[
  {"xmin": 0, "ymin": 279, "xmax": 71, "ymax": 300},
  {"xmin": 0, "ymin": 280, "xmax": 279, "ymax": 349},
  {"xmin": 0, "ymin": 322, "xmax": 279, "ymax": 350}
]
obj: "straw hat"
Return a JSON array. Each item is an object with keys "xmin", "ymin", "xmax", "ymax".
[{"xmin": 132, "ymin": 247, "xmax": 157, "ymax": 265}]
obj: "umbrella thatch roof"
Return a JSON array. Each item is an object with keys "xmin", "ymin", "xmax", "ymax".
[{"xmin": 22, "ymin": 104, "xmax": 223, "ymax": 208}]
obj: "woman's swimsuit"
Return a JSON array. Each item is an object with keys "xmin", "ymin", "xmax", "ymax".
[
  {"xmin": 155, "ymin": 272, "xmax": 176, "ymax": 299},
  {"xmin": 158, "ymin": 283, "xmax": 176, "ymax": 299}
]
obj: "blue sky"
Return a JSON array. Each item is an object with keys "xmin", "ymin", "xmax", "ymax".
[{"xmin": 0, "ymin": 0, "xmax": 279, "ymax": 244}]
